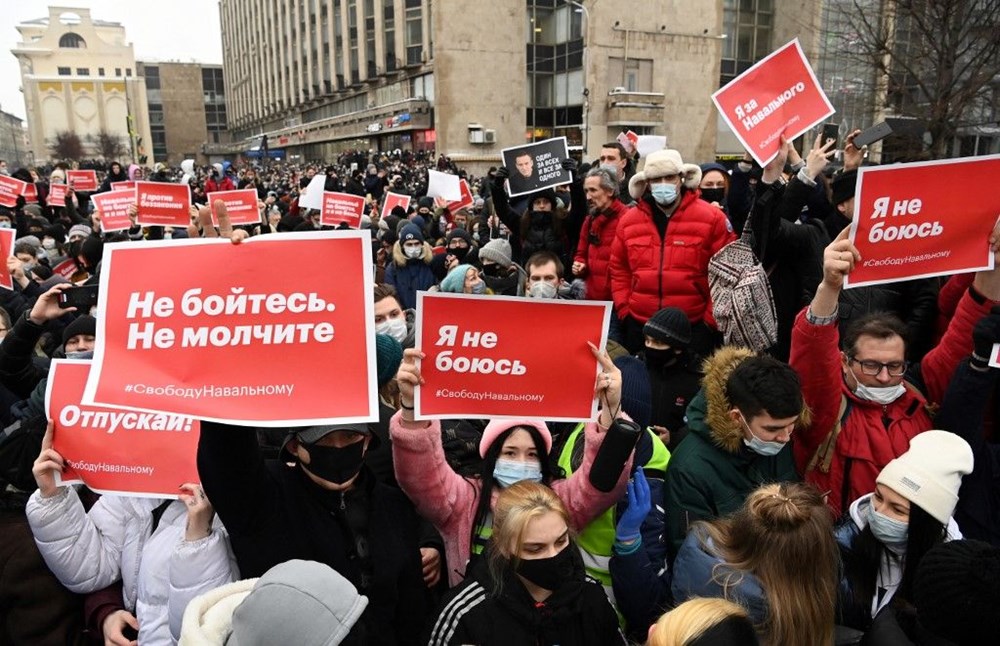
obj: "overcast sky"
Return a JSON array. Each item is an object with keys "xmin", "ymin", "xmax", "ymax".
[{"xmin": 1, "ymin": 0, "xmax": 224, "ymax": 121}]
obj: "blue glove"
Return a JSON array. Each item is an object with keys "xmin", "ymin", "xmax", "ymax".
[{"xmin": 615, "ymin": 467, "xmax": 650, "ymax": 542}]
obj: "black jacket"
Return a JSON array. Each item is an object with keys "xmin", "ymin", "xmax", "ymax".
[
  {"xmin": 935, "ymin": 360, "xmax": 1000, "ymax": 546},
  {"xmin": 198, "ymin": 421, "xmax": 426, "ymax": 645},
  {"xmin": 646, "ymin": 352, "xmax": 702, "ymax": 452},
  {"xmin": 427, "ymin": 557, "xmax": 624, "ymax": 646}
]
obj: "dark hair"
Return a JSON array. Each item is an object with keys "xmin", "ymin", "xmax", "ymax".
[
  {"xmin": 372, "ymin": 283, "xmax": 401, "ymax": 306},
  {"xmin": 466, "ymin": 426, "xmax": 561, "ymax": 576},
  {"xmin": 600, "ymin": 142, "xmax": 629, "ymax": 161},
  {"xmin": 726, "ymin": 355, "xmax": 803, "ymax": 420},
  {"xmin": 13, "ymin": 242, "xmax": 37, "ymax": 257},
  {"xmin": 842, "ymin": 313, "xmax": 908, "ymax": 356},
  {"xmin": 525, "ymin": 250, "xmax": 564, "ymax": 279},
  {"xmin": 841, "ymin": 502, "xmax": 946, "ymax": 627}
]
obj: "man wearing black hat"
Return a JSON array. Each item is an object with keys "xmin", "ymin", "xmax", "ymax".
[
  {"xmin": 198, "ymin": 416, "xmax": 426, "ymax": 645},
  {"xmin": 642, "ymin": 308, "xmax": 702, "ymax": 451}
]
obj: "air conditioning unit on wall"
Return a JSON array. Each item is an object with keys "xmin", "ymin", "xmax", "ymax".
[{"xmin": 483, "ymin": 129, "xmax": 496, "ymax": 144}]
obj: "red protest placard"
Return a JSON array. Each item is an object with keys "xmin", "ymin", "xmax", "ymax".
[
  {"xmin": 0, "ymin": 175, "xmax": 27, "ymax": 207},
  {"xmin": 23, "ymin": 182, "xmax": 38, "ymax": 204},
  {"xmin": 844, "ymin": 155, "xmax": 1000, "ymax": 288},
  {"xmin": 712, "ymin": 39, "xmax": 834, "ymax": 167},
  {"xmin": 48, "ymin": 183, "xmax": 68, "ymax": 207},
  {"xmin": 91, "ymin": 190, "xmax": 136, "ymax": 232},
  {"xmin": 84, "ymin": 231, "xmax": 378, "ymax": 426},
  {"xmin": 67, "ymin": 170, "xmax": 99, "ymax": 192},
  {"xmin": 111, "ymin": 181, "xmax": 136, "ymax": 192},
  {"xmin": 321, "ymin": 191, "xmax": 365, "ymax": 228},
  {"xmin": 135, "ymin": 181, "xmax": 191, "ymax": 227},
  {"xmin": 444, "ymin": 179, "xmax": 474, "ymax": 213},
  {"xmin": 207, "ymin": 189, "xmax": 261, "ymax": 226},
  {"xmin": 0, "ymin": 228, "xmax": 14, "ymax": 290},
  {"xmin": 380, "ymin": 192, "xmax": 411, "ymax": 219},
  {"xmin": 414, "ymin": 293, "xmax": 611, "ymax": 421},
  {"xmin": 52, "ymin": 259, "xmax": 79, "ymax": 281},
  {"xmin": 47, "ymin": 360, "xmax": 200, "ymax": 498}
]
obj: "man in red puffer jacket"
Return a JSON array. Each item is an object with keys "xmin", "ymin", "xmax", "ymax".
[{"xmin": 609, "ymin": 149, "xmax": 735, "ymax": 355}]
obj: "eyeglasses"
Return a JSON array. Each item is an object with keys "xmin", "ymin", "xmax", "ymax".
[{"xmin": 849, "ymin": 357, "xmax": 907, "ymax": 377}]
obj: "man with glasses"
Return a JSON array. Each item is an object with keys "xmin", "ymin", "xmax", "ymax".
[{"xmin": 791, "ymin": 226, "xmax": 1000, "ymax": 515}]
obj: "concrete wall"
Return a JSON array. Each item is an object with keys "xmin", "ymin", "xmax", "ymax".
[{"xmin": 158, "ymin": 63, "xmax": 210, "ymax": 165}]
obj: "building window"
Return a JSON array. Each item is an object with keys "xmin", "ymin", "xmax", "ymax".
[
  {"xmin": 115, "ymin": 68, "xmax": 122, "ymax": 77},
  {"xmin": 58, "ymin": 67, "xmax": 71, "ymax": 76},
  {"xmin": 405, "ymin": 0, "xmax": 422, "ymax": 65},
  {"xmin": 125, "ymin": 68, "xmax": 132, "ymax": 77},
  {"xmin": 720, "ymin": 0, "xmax": 773, "ymax": 86},
  {"xmin": 59, "ymin": 33, "xmax": 86, "ymax": 48},
  {"xmin": 76, "ymin": 68, "xmax": 90, "ymax": 76},
  {"xmin": 98, "ymin": 67, "xmax": 105, "ymax": 76}
]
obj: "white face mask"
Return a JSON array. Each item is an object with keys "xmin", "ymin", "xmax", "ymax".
[
  {"xmin": 528, "ymin": 281, "xmax": 558, "ymax": 299},
  {"xmin": 850, "ymin": 366, "xmax": 906, "ymax": 404},
  {"xmin": 404, "ymin": 244, "xmax": 423, "ymax": 260},
  {"xmin": 375, "ymin": 317, "xmax": 408, "ymax": 343}
]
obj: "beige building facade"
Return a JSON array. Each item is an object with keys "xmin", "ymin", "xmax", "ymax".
[
  {"xmin": 218, "ymin": 0, "xmax": 731, "ymax": 168},
  {"xmin": 12, "ymin": 7, "xmax": 154, "ymax": 165}
]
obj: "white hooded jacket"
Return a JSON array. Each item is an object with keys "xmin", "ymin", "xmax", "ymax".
[{"xmin": 26, "ymin": 487, "xmax": 238, "ymax": 645}]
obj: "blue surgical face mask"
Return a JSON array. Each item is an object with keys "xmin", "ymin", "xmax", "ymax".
[
  {"xmin": 65, "ymin": 350, "xmax": 94, "ymax": 360},
  {"xmin": 470, "ymin": 281, "xmax": 486, "ymax": 294},
  {"xmin": 867, "ymin": 504, "xmax": 909, "ymax": 553},
  {"xmin": 740, "ymin": 414, "xmax": 787, "ymax": 457},
  {"xmin": 650, "ymin": 182, "xmax": 678, "ymax": 206},
  {"xmin": 493, "ymin": 458, "xmax": 543, "ymax": 488}
]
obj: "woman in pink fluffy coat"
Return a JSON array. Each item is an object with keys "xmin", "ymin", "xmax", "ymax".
[{"xmin": 391, "ymin": 345, "xmax": 633, "ymax": 587}]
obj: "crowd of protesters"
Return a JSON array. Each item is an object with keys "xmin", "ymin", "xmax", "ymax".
[{"xmin": 1, "ymin": 128, "xmax": 999, "ymax": 646}]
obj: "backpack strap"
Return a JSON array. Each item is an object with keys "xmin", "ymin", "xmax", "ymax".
[{"xmin": 806, "ymin": 395, "xmax": 852, "ymax": 475}]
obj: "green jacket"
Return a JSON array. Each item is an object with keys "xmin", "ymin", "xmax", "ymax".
[{"xmin": 664, "ymin": 347, "xmax": 800, "ymax": 557}]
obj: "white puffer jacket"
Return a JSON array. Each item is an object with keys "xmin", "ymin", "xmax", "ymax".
[{"xmin": 26, "ymin": 487, "xmax": 238, "ymax": 645}]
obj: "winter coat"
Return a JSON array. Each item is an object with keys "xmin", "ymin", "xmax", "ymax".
[
  {"xmin": 935, "ymin": 360, "xmax": 1000, "ymax": 545},
  {"xmin": 197, "ymin": 422, "xmax": 426, "ymax": 645},
  {"xmin": 835, "ymin": 493, "xmax": 961, "ymax": 630},
  {"xmin": 26, "ymin": 487, "xmax": 237, "ymax": 645},
  {"xmin": 646, "ymin": 351, "xmax": 702, "ymax": 452},
  {"xmin": 384, "ymin": 241, "xmax": 436, "ymax": 310},
  {"xmin": 671, "ymin": 527, "xmax": 768, "ymax": 625},
  {"xmin": 204, "ymin": 176, "xmax": 235, "ymax": 194},
  {"xmin": 427, "ymin": 556, "xmax": 625, "ymax": 646},
  {"xmin": 663, "ymin": 347, "xmax": 801, "ymax": 556},
  {"xmin": 573, "ymin": 199, "xmax": 628, "ymax": 301},
  {"xmin": 749, "ymin": 179, "xmax": 826, "ymax": 361},
  {"xmin": 609, "ymin": 191, "xmax": 735, "ymax": 325},
  {"xmin": 789, "ymin": 287, "xmax": 989, "ymax": 516},
  {"xmin": 389, "ymin": 412, "xmax": 632, "ymax": 587}
]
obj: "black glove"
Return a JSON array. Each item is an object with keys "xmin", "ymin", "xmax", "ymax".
[
  {"xmin": 492, "ymin": 166, "xmax": 510, "ymax": 193},
  {"xmin": 561, "ymin": 158, "xmax": 579, "ymax": 173},
  {"xmin": 971, "ymin": 304, "xmax": 1000, "ymax": 369}
]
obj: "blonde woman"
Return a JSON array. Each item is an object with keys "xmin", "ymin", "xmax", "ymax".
[
  {"xmin": 427, "ymin": 481, "xmax": 624, "ymax": 646},
  {"xmin": 671, "ymin": 482, "xmax": 838, "ymax": 646},
  {"xmin": 646, "ymin": 598, "xmax": 758, "ymax": 646}
]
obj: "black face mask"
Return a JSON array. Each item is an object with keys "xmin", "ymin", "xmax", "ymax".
[
  {"xmin": 482, "ymin": 263, "xmax": 505, "ymax": 277},
  {"xmin": 448, "ymin": 246, "xmax": 469, "ymax": 263},
  {"xmin": 530, "ymin": 211, "xmax": 551, "ymax": 229},
  {"xmin": 301, "ymin": 439, "xmax": 366, "ymax": 485},
  {"xmin": 515, "ymin": 544, "xmax": 575, "ymax": 591},
  {"xmin": 645, "ymin": 346, "xmax": 682, "ymax": 370},
  {"xmin": 701, "ymin": 188, "xmax": 726, "ymax": 205}
]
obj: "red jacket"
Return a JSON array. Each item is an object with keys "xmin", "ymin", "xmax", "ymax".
[
  {"xmin": 205, "ymin": 176, "xmax": 235, "ymax": 194},
  {"xmin": 573, "ymin": 199, "xmax": 628, "ymax": 301},
  {"xmin": 609, "ymin": 191, "xmax": 734, "ymax": 324},
  {"xmin": 790, "ymin": 287, "xmax": 992, "ymax": 515}
]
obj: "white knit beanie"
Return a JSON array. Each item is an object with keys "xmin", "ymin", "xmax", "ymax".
[
  {"xmin": 628, "ymin": 149, "xmax": 703, "ymax": 200},
  {"xmin": 876, "ymin": 431, "xmax": 974, "ymax": 525}
]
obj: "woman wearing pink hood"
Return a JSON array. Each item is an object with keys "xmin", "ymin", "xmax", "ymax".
[{"xmin": 391, "ymin": 345, "xmax": 633, "ymax": 586}]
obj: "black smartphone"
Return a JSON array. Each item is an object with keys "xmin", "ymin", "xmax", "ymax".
[
  {"xmin": 822, "ymin": 123, "xmax": 839, "ymax": 149},
  {"xmin": 853, "ymin": 121, "xmax": 893, "ymax": 148},
  {"xmin": 58, "ymin": 285, "xmax": 99, "ymax": 310}
]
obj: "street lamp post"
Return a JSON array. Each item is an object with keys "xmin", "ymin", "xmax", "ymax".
[{"xmin": 567, "ymin": 0, "xmax": 590, "ymax": 156}]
